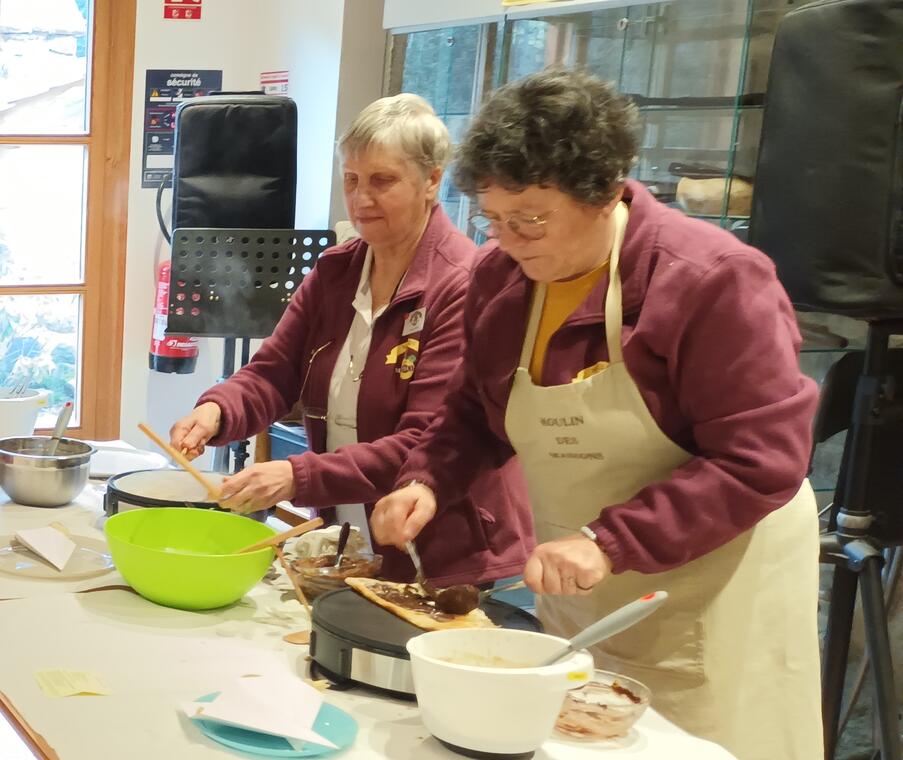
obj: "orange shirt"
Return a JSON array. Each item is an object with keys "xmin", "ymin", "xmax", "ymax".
[{"xmin": 529, "ymin": 261, "xmax": 610, "ymax": 383}]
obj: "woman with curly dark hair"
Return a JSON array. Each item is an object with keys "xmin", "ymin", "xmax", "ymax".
[{"xmin": 372, "ymin": 68, "xmax": 822, "ymax": 758}]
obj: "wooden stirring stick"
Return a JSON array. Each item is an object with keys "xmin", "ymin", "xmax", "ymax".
[
  {"xmin": 275, "ymin": 545, "xmax": 312, "ymax": 618},
  {"xmin": 235, "ymin": 517, "xmax": 324, "ymax": 554},
  {"xmin": 137, "ymin": 422, "xmax": 223, "ymax": 503}
]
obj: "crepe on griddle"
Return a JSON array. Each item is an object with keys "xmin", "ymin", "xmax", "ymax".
[{"xmin": 345, "ymin": 577, "xmax": 497, "ymax": 631}]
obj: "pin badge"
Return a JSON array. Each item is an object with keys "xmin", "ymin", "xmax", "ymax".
[{"xmin": 402, "ymin": 307, "xmax": 426, "ymax": 337}]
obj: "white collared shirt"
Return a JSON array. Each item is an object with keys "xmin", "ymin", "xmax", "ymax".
[
  {"xmin": 325, "ymin": 247, "xmax": 388, "ymax": 549},
  {"xmin": 326, "ymin": 246, "xmax": 388, "ymax": 449}
]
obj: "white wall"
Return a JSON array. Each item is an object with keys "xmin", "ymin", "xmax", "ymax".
[
  {"xmin": 329, "ymin": 0, "xmax": 388, "ymax": 227},
  {"xmin": 119, "ymin": 0, "xmax": 381, "ymax": 461},
  {"xmin": 258, "ymin": 0, "xmax": 345, "ymax": 229}
]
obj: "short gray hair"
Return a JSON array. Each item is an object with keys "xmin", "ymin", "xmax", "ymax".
[{"xmin": 338, "ymin": 93, "xmax": 453, "ymax": 174}]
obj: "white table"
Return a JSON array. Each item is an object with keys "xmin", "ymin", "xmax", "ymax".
[{"xmin": 0, "ymin": 477, "xmax": 737, "ymax": 760}]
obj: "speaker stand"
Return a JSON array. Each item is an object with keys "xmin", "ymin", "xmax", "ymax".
[{"xmin": 821, "ymin": 320, "xmax": 903, "ymax": 760}]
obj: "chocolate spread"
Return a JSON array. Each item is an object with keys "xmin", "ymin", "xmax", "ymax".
[
  {"xmin": 372, "ymin": 582, "xmax": 456, "ymax": 622},
  {"xmin": 293, "ymin": 555, "xmax": 378, "ymax": 580},
  {"xmin": 435, "ymin": 584, "xmax": 480, "ymax": 615}
]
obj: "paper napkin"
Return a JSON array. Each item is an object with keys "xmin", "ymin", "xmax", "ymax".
[
  {"xmin": 182, "ymin": 673, "xmax": 338, "ymax": 749},
  {"xmin": 14, "ymin": 526, "xmax": 76, "ymax": 571}
]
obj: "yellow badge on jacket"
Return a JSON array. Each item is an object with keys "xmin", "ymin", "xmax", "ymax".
[{"xmin": 386, "ymin": 338, "xmax": 420, "ymax": 380}]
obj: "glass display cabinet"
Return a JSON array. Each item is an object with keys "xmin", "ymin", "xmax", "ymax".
[
  {"xmin": 388, "ymin": 0, "xmax": 820, "ymax": 238},
  {"xmin": 386, "ymin": 0, "xmax": 854, "ymax": 496}
]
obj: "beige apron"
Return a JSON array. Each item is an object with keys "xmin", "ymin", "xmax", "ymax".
[{"xmin": 503, "ymin": 203, "xmax": 823, "ymax": 759}]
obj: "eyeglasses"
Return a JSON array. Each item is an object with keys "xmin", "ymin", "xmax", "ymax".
[{"xmin": 468, "ymin": 209, "xmax": 558, "ymax": 240}]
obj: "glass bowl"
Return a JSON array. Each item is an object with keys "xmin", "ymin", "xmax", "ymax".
[
  {"xmin": 292, "ymin": 552, "xmax": 382, "ymax": 599},
  {"xmin": 555, "ymin": 669, "xmax": 651, "ymax": 740}
]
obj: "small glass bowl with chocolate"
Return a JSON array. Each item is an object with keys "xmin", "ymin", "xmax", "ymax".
[
  {"xmin": 292, "ymin": 552, "xmax": 382, "ymax": 599},
  {"xmin": 555, "ymin": 670, "xmax": 650, "ymax": 741}
]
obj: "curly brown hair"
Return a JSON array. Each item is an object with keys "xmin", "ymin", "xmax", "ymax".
[{"xmin": 454, "ymin": 67, "xmax": 639, "ymax": 205}]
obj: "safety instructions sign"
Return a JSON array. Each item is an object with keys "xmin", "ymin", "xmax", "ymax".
[{"xmin": 141, "ymin": 68, "xmax": 222, "ymax": 189}]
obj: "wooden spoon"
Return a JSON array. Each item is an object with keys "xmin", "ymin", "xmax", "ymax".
[
  {"xmin": 137, "ymin": 422, "xmax": 223, "ymax": 503},
  {"xmin": 234, "ymin": 517, "xmax": 324, "ymax": 554},
  {"xmin": 275, "ymin": 544, "xmax": 311, "ymax": 617},
  {"xmin": 283, "ymin": 630, "xmax": 311, "ymax": 645}
]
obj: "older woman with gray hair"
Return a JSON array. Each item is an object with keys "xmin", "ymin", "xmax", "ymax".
[
  {"xmin": 372, "ymin": 69, "xmax": 822, "ymax": 758},
  {"xmin": 171, "ymin": 93, "xmax": 533, "ymax": 585}
]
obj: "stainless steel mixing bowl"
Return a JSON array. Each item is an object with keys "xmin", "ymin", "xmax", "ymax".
[{"xmin": 0, "ymin": 436, "xmax": 95, "ymax": 507}]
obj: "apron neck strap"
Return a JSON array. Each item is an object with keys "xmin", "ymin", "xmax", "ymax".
[
  {"xmin": 519, "ymin": 283, "xmax": 547, "ymax": 367},
  {"xmin": 605, "ymin": 201, "xmax": 628, "ymax": 365},
  {"xmin": 518, "ymin": 201, "xmax": 630, "ymax": 368}
]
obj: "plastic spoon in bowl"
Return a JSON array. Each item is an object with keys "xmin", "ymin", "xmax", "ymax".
[
  {"xmin": 333, "ymin": 521, "xmax": 351, "ymax": 568},
  {"xmin": 539, "ymin": 590, "xmax": 669, "ymax": 667},
  {"xmin": 45, "ymin": 402, "xmax": 73, "ymax": 456}
]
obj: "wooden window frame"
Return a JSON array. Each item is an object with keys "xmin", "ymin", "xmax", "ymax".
[{"xmin": 0, "ymin": 0, "xmax": 135, "ymax": 439}]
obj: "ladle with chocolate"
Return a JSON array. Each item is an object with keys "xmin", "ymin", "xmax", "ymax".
[
  {"xmin": 404, "ymin": 539, "xmax": 482, "ymax": 615},
  {"xmin": 433, "ymin": 578, "xmax": 527, "ymax": 614}
]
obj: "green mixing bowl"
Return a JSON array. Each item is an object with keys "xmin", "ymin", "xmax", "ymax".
[{"xmin": 104, "ymin": 507, "xmax": 276, "ymax": 610}]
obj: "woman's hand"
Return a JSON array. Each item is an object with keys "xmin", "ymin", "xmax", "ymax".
[
  {"xmin": 524, "ymin": 534, "xmax": 612, "ymax": 596},
  {"xmin": 170, "ymin": 402, "xmax": 222, "ymax": 460},
  {"xmin": 219, "ymin": 460, "xmax": 296, "ymax": 514},
  {"xmin": 371, "ymin": 484, "xmax": 437, "ymax": 549}
]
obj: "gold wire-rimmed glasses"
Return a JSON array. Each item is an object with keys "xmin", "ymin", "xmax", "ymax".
[{"xmin": 469, "ymin": 209, "xmax": 558, "ymax": 240}]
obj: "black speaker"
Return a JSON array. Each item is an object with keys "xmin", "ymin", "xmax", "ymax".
[
  {"xmin": 749, "ymin": 0, "xmax": 903, "ymax": 319},
  {"xmin": 171, "ymin": 94, "xmax": 297, "ymax": 229}
]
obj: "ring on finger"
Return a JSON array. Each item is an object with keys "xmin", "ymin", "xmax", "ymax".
[{"xmin": 576, "ymin": 582, "xmax": 595, "ymax": 591}]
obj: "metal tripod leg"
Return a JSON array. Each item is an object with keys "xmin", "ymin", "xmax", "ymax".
[
  {"xmin": 213, "ymin": 338, "xmax": 236, "ymax": 474},
  {"xmin": 823, "ymin": 561, "xmax": 858, "ymax": 758},
  {"xmin": 820, "ymin": 321, "xmax": 903, "ymax": 759},
  {"xmin": 859, "ymin": 555, "xmax": 902, "ymax": 760}
]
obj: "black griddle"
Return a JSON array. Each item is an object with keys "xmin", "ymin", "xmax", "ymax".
[{"xmin": 309, "ymin": 588, "xmax": 541, "ymax": 697}]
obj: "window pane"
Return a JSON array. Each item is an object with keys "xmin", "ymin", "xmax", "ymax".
[
  {"xmin": 0, "ymin": 293, "xmax": 81, "ymax": 428},
  {"xmin": 0, "ymin": 0, "xmax": 92, "ymax": 134},
  {"xmin": 401, "ymin": 26, "xmax": 480, "ymax": 119},
  {"xmin": 506, "ymin": 20, "xmax": 553, "ymax": 82},
  {"xmin": 575, "ymin": 11, "xmax": 628, "ymax": 82},
  {"xmin": 397, "ymin": 26, "xmax": 482, "ymax": 232},
  {"xmin": 621, "ymin": 1, "xmax": 748, "ymax": 101},
  {"xmin": 0, "ymin": 144, "xmax": 86, "ymax": 285}
]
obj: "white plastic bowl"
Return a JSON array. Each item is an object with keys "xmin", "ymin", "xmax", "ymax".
[
  {"xmin": 0, "ymin": 389, "xmax": 49, "ymax": 439},
  {"xmin": 407, "ymin": 627, "xmax": 594, "ymax": 756}
]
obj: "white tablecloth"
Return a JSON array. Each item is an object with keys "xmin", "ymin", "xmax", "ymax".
[
  {"xmin": 0, "ymin": 466, "xmax": 738, "ymax": 760},
  {"xmin": 0, "ymin": 589, "xmax": 736, "ymax": 760}
]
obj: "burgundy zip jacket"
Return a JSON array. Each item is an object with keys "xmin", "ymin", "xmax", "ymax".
[
  {"xmin": 397, "ymin": 181, "xmax": 818, "ymax": 575},
  {"xmin": 199, "ymin": 206, "xmax": 534, "ymax": 585}
]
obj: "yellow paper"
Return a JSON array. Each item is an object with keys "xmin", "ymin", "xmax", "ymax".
[{"xmin": 35, "ymin": 669, "xmax": 111, "ymax": 697}]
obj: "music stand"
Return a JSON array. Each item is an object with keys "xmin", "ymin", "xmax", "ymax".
[{"xmin": 165, "ymin": 227, "xmax": 336, "ymax": 472}]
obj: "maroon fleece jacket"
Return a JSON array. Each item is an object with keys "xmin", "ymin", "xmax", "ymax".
[
  {"xmin": 397, "ymin": 181, "xmax": 818, "ymax": 575},
  {"xmin": 199, "ymin": 205, "xmax": 534, "ymax": 585}
]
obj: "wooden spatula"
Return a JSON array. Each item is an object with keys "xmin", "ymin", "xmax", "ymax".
[
  {"xmin": 138, "ymin": 422, "xmax": 223, "ymax": 503},
  {"xmin": 234, "ymin": 517, "xmax": 324, "ymax": 554}
]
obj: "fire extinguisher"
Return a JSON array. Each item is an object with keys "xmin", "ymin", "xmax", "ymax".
[{"xmin": 148, "ymin": 260, "xmax": 198, "ymax": 374}]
